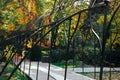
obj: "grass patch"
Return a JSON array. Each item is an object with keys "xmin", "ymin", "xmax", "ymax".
[
  {"xmin": 53, "ymin": 60, "xmax": 91, "ymax": 68},
  {"xmin": 52, "ymin": 63, "xmax": 74, "ymax": 68},
  {"xmin": 77, "ymin": 72, "xmax": 120, "ymax": 80},
  {"xmin": 52, "ymin": 60, "xmax": 74, "ymax": 68},
  {"xmin": 0, "ymin": 63, "xmax": 28, "ymax": 80}
]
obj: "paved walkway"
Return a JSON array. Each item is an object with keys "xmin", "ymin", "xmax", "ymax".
[
  {"xmin": 72, "ymin": 67, "xmax": 120, "ymax": 73},
  {"xmin": 15, "ymin": 60, "xmax": 94, "ymax": 80},
  {"xmin": 14, "ymin": 60, "xmax": 120, "ymax": 80}
]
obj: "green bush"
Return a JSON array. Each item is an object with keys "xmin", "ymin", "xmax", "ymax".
[
  {"xmin": 50, "ymin": 49, "xmax": 75, "ymax": 63},
  {"xmin": 79, "ymin": 49, "xmax": 120, "ymax": 67},
  {"xmin": 28, "ymin": 45, "xmax": 41, "ymax": 61}
]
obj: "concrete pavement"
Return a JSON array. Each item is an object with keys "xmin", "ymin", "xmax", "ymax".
[
  {"xmin": 14, "ymin": 60, "xmax": 120, "ymax": 80},
  {"xmin": 15, "ymin": 60, "xmax": 94, "ymax": 80}
]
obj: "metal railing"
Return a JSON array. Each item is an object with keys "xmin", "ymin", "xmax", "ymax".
[{"xmin": 0, "ymin": 1, "xmax": 120, "ymax": 80}]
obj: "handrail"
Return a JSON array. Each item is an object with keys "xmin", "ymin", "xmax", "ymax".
[
  {"xmin": 7, "ymin": 3, "xmax": 108, "ymax": 80},
  {"xmin": 0, "ymin": 1, "xmax": 119, "ymax": 80}
]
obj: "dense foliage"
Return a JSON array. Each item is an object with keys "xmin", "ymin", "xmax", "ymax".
[{"xmin": 0, "ymin": 0, "xmax": 120, "ymax": 70}]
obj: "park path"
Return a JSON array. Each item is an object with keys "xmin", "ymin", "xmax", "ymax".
[
  {"xmin": 14, "ymin": 60, "xmax": 94, "ymax": 80},
  {"xmin": 14, "ymin": 60, "xmax": 120, "ymax": 80}
]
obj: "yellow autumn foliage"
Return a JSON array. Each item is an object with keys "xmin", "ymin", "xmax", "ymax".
[
  {"xmin": 8, "ymin": 23, "xmax": 16, "ymax": 31},
  {"xmin": 28, "ymin": 0, "xmax": 37, "ymax": 14},
  {"xmin": 18, "ymin": 18, "xmax": 26, "ymax": 24},
  {"xmin": 27, "ymin": 40, "xmax": 32, "ymax": 48},
  {"xmin": 10, "ymin": 77, "xmax": 17, "ymax": 80},
  {"xmin": 4, "ymin": 46, "xmax": 14, "ymax": 60},
  {"xmin": 55, "ymin": 38, "xmax": 59, "ymax": 46}
]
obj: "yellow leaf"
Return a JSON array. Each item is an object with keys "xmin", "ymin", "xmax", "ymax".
[
  {"xmin": 8, "ymin": 23, "xmax": 16, "ymax": 31},
  {"xmin": 10, "ymin": 77, "xmax": 17, "ymax": 80},
  {"xmin": 27, "ymin": 40, "xmax": 32, "ymax": 48},
  {"xmin": 28, "ymin": 0, "xmax": 37, "ymax": 14}
]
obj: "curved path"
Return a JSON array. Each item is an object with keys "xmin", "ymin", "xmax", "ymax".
[
  {"xmin": 14, "ymin": 59, "xmax": 120, "ymax": 80},
  {"xmin": 15, "ymin": 60, "xmax": 120, "ymax": 80},
  {"xmin": 14, "ymin": 59, "xmax": 94, "ymax": 80},
  {"xmin": 16, "ymin": 60, "xmax": 120, "ymax": 80}
]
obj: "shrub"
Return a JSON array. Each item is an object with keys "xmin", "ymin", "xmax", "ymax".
[{"xmin": 28, "ymin": 45, "xmax": 41, "ymax": 61}]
